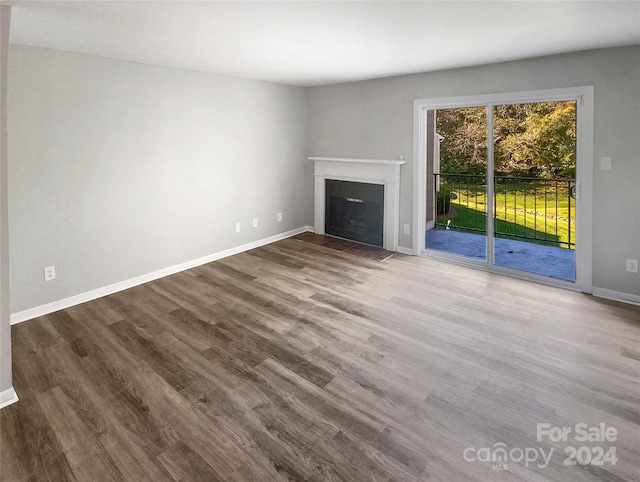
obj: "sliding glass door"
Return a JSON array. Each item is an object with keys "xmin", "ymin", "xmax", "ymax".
[{"xmin": 417, "ymin": 88, "xmax": 589, "ymax": 289}]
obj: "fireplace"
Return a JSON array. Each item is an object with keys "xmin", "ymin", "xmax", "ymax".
[
  {"xmin": 311, "ymin": 156, "xmax": 406, "ymax": 251},
  {"xmin": 325, "ymin": 180, "xmax": 384, "ymax": 246}
]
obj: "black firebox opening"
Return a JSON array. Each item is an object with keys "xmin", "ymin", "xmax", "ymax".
[{"xmin": 325, "ymin": 179, "xmax": 384, "ymax": 247}]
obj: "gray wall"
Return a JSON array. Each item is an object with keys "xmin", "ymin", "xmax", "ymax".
[
  {"xmin": 307, "ymin": 45, "xmax": 640, "ymax": 297},
  {"xmin": 7, "ymin": 44, "xmax": 640, "ymax": 315},
  {"xmin": 1, "ymin": 5, "xmax": 12, "ymax": 396},
  {"xmin": 8, "ymin": 45, "xmax": 311, "ymax": 313}
]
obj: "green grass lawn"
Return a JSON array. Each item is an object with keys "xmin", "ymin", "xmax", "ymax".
[{"xmin": 436, "ymin": 181, "xmax": 576, "ymax": 248}]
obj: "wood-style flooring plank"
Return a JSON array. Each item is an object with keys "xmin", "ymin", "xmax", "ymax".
[{"xmin": 2, "ymin": 236, "xmax": 640, "ymax": 481}]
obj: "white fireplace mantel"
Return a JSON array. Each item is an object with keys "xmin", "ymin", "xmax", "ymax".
[{"xmin": 310, "ymin": 156, "xmax": 406, "ymax": 251}]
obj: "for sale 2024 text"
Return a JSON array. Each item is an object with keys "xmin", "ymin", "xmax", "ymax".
[{"xmin": 537, "ymin": 422, "xmax": 618, "ymax": 466}]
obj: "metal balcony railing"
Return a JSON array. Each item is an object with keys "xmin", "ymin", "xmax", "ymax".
[{"xmin": 434, "ymin": 173, "xmax": 576, "ymax": 249}]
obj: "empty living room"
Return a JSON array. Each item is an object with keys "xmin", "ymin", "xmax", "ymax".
[{"xmin": 1, "ymin": 1, "xmax": 639, "ymax": 481}]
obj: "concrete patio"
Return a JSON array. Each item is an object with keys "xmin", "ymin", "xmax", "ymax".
[{"xmin": 426, "ymin": 228, "xmax": 575, "ymax": 282}]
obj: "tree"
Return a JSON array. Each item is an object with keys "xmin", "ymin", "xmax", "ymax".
[
  {"xmin": 436, "ymin": 101, "xmax": 576, "ymax": 178},
  {"xmin": 494, "ymin": 101, "xmax": 576, "ymax": 178},
  {"xmin": 436, "ymin": 106, "xmax": 486, "ymax": 175}
]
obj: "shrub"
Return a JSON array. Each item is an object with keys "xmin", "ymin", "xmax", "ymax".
[{"xmin": 437, "ymin": 186, "xmax": 452, "ymax": 215}]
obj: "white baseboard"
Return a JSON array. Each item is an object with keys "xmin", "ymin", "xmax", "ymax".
[
  {"xmin": 10, "ymin": 226, "xmax": 314, "ymax": 325},
  {"xmin": 592, "ymin": 287, "xmax": 640, "ymax": 306},
  {"xmin": 0, "ymin": 387, "xmax": 18, "ymax": 409},
  {"xmin": 396, "ymin": 246, "xmax": 414, "ymax": 256}
]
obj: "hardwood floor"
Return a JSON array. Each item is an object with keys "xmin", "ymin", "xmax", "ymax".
[{"xmin": 2, "ymin": 236, "xmax": 639, "ymax": 481}]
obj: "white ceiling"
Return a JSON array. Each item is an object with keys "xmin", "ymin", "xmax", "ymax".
[{"xmin": 6, "ymin": 1, "xmax": 640, "ymax": 86}]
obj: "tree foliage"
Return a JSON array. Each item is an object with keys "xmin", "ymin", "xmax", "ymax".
[
  {"xmin": 436, "ymin": 102, "xmax": 576, "ymax": 178},
  {"xmin": 436, "ymin": 106, "xmax": 487, "ymax": 175}
]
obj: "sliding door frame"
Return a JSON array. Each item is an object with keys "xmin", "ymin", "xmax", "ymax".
[{"xmin": 412, "ymin": 86, "xmax": 594, "ymax": 293}]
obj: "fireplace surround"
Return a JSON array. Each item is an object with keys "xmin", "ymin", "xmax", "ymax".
[{"xmin": 310, "ymin": 157, "xmax": 406, "ymax": 251}]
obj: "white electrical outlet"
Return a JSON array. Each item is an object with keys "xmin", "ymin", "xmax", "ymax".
[
  {"xmin": 277, "ymin": 212, "xmax": 282, "ymax": 222},
  {"xmin": 600, "ymin": 157, "xmax": 612, "ymax": 171},
  {"xmin": 403, "ymin": 224, "xmax": 410, "ymax": 234},
  {"xmin": 44, "ymin": 266, "xmax": 56, "ymax": 282},
  {"xmin": 626, "ymin": 258, "xmax": 639, "ymax": 274},
  {"xmin": 235, "ymin": 222, "xmax": 241, "ymax": 233},
  {"xmin": 252, "ymin": 218, "xmax": 258, "ymax": 228}
]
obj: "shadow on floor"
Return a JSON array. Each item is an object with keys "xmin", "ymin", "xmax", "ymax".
[{"xmin": 426, "ymin": 228, "xmax": 575, "ymax": 282}]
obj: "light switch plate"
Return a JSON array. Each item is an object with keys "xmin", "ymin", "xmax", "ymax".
[{"xmin": 600, "ymin": 157, "xmax": 612, "ymax": 170}]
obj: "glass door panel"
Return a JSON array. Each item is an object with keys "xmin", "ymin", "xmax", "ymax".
[
  {"xmin": 425, "ymin": 107, "xmax": 487, "ymax": 262},
  {"xmin": 492, "ymin": 102, "xmax": 577, "ymax": 282}
]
